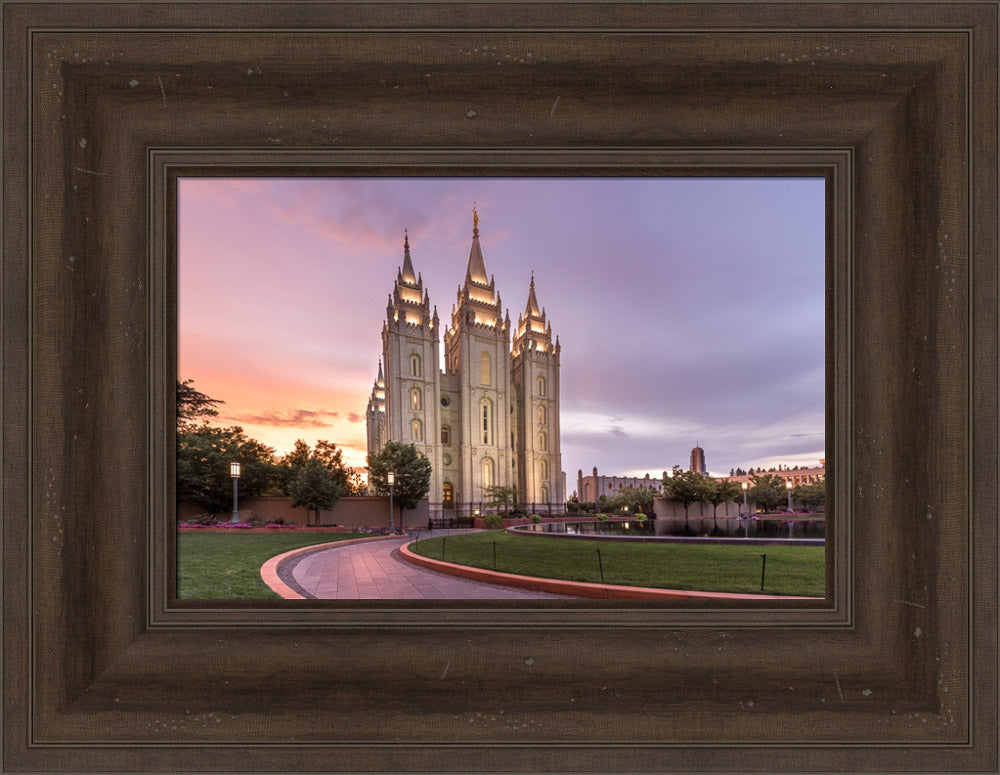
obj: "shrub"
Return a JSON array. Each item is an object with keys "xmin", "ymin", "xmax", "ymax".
[
  {"xmin": 530, "ymin": 514, "xmax": 542, "ymax": 524},
  {"xmin": 595, "ymin": 513, "xmax": 608, "ymax": 521},
  {"xmin": 482, "ymin": 513, "xmax": 503, "ymax": 529}
]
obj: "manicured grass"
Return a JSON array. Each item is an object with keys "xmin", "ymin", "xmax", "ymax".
[
  {"xmin": 177, "ymin": 532, "xmax": 364, "ymax": 599},
  {"xmin": 410, "ymin": 531, "xmax": 825, "ymax": 597}
]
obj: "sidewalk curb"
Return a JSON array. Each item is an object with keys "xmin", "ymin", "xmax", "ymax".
[{"xmin": 399, "ymin": 542, "xmax": 822, "ymax": 601}]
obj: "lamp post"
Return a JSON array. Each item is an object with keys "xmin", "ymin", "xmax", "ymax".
[
  {"xmin": 786, "ymin": 480, "xmax": 793, "ymax": 512},
  {"xmin": 229, "ymin": 462, "xmax": 241, "ymax": 523},
  {"xmin": 741, "ymin": 481, "xmax": 749, "ymax": 517},
  {"xmin": 387, "ymin": 471, "xmax": 396, "ymax": 534}
]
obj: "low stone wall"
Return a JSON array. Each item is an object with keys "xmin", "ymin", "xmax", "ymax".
[
  {"xmin": 472, "ymin": 515, "xmax": 580, "ymax": 529},
  {"xmin": 179, "ymin": 495, "xmax": 429, "ymax": 530}
]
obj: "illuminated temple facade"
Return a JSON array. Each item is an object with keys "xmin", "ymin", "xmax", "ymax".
[{"xmin": 366, "ymin": 210, "xmax": 564, "ymax": 518}]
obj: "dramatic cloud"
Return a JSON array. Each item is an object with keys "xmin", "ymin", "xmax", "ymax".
[{"xmin": 220, "ymin": 409, "xmax": 341, "ymax": 428}]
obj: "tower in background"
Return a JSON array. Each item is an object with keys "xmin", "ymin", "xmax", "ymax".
[{"xmin": 689, "ymin": 444, "xmax": 708, "ymax": 476}]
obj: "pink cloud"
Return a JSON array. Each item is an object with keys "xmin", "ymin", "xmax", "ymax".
[{"xmin": 219, "ymin": 408, "xmax": 340, "ymax": 428}]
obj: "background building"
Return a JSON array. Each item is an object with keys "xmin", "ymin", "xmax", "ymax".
[
  {"xmin": 719, "ymin": 459, "xmax": 826, "ymax": 486},
  {"xmin": 576, "ymin": 467, "xmax": 661, "ymax": 502},
  {"xmin": 367, "ymin": 212, "xmax": 564, "ymax": 518},
  {"xmin": 689, "ymin": 445, "xmax": 708, "ymax": 475}
]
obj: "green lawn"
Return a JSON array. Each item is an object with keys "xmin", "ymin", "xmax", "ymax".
[
  {"xmin": 177, "ymin": 532, "xmax": 364, "ymax": 599},
  {"xmin": 410, "ymin": 531, "xmax": 825, "ymax": 597}
]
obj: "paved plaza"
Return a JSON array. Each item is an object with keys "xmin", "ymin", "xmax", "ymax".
[{"xmin": 282, "ymin": 531, "xmax": 571, "ymax": 600}]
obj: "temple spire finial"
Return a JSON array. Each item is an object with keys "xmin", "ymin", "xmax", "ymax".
[
  {"xmin": 472, "ymin": 202, "xmax": 479, "ymax": 235},
  {"xmin": 400, "ymin": 229, "xmax": 416, "ymax": 284}
]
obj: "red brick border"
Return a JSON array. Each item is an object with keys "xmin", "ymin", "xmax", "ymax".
[{"xmin": 398, "ymin": 542, "xmax": 822, "ymax": 601}]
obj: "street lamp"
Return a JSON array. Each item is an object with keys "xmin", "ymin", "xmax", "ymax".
[
  {"xmin": 786, "ymin": 480, "xmax": 793, "ymax": 512},
  {"xmin": 229, "ymin": 462, "xmax": 241, "ymax": 523},
  {"xmin": 387, "ymin": 471, "xmax": 396, "ymax": 534},
  {"xmin": 741, "ymin": 481, "xmax": 749, "ymax": 517}
]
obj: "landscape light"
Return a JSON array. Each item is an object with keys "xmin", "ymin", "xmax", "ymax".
[
  {"xmin": 229, "ymin": 462, "xmax": 241, "ymax": 523},
  {"xmin": 387, "ymin": 471, "xmax": 396, "ymax": 533}
]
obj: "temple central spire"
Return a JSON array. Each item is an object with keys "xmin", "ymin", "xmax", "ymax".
[{"xmin": 465, "ymin": 205, "xmax": 490, "ymax": 287}]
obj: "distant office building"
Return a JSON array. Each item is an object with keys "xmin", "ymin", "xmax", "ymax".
[
  {"xmin": 721, "ymin": 459, "xmax": 826, "ymax": 486},
  {"xmin": 576, "ymin": 467, "xmax": 660, "ymax": 502},
  {"xmin": 689, "ymin": 445, "xmax": 708, "ymax": 476}
]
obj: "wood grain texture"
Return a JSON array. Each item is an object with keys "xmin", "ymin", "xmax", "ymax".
[{"xmin": 2, "ymin": 2, "xmax": 996, "ymax": 772}]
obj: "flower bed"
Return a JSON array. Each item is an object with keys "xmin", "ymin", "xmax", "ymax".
[{"xmin": 177, "ymin": 523, "xmax": 393, "ymax": 535}]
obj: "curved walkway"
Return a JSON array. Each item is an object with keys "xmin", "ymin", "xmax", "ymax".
[{"xmin": 265, "ymin": 531, "xmax": 572, "ymax": 599}]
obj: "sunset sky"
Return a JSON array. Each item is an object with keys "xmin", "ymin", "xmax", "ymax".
[{"xmin": 178, "ymin": 177, "xmax": 825, "ymax": 490}]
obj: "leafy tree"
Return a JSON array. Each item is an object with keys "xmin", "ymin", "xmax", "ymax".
[
  {"xmin": 288, "ymin": 459, "xmax": 343, "ymax": 524},
  {"xmin": 483, "ymin": 485, "xmax": 518, "ymax": 516},
  {"xmin": 367, "ymin": 442, "xmax": 432, "ymax": 528},
  {"xmin": 663, "ymin": 466, "xmax": 709, "ymax": 519},
  {"xmin": 607, "ymin": 486, "xmax": 658, "ymax": 516},
  {"xmin": 792, "ymin": 481, "xmax": 826, "ymax": 511},
  {"xmin": 278, "ymin": 439, "xmax": 361, "ymax": 496},
  {"xmin": 705, "ymin": 478, "xmax": 742, "ymax": 518},
  {"xmin": 749, "ymin": 473, "xmax": 788, "ymax": 513},
  {"xmin": 176, "ymin": 423, "xmax": 278, "ymax": 516}
]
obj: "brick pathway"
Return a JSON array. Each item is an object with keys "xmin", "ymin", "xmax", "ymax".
[{"xmin": 286, "ymin": 530, "xmax": 571, "ymax": 599}]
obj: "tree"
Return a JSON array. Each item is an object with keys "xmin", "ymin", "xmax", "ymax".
[
  {"xmin": 288, "ymin": 459, "xmax": 343, "ymax": 524},
  {"xmin": 663, "ymin": 465, "xmax": 709, "ymax": 519},
  {"xmin": 176, "ymin": 380, "xmax": 279, "ymax": 516},
  {"xmin": 607, "ymin": 486, "xmax": 658, "ymax": 516},
  {"xmin": 367, "ymin": 442, "xmax": 432, "ymax": 526},
  {"xmin": 177, "ymin": 379, "xmax": 224, "ymax": 427},
  {"xmin": 278, "ymin": 439, "xmax": 361, "ymax": 496},
  {"xmin": 792, "ymin": 481, "xmax": 826, "ymax": 511},
  {"xmin": 705, "ymin": 478, "xmax": 742, "ymax": 519},
  {"xmin": 749, "ymin": 473, "xmax": 787, "ymax": 513},
  {"xmin": 483, "ymin": 485, "xmax": 518, "ymax": 516},
  {"xmin": 176, "ymin": 423, "xmax": 278, "ymax": 516}
]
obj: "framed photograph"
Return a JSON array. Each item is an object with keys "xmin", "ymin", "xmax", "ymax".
[
  {"xmin": 3, "ymin": 2, "xmax": 996, "ymax": 772},
  {"xmin": 175, "ymin": 175, "xmax": 830, "ymax": 603}
]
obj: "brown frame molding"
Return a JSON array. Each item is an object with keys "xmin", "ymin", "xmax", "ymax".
[{"xmin": 3, "ymin": 3, "xmax": 996, "ymax": 772}]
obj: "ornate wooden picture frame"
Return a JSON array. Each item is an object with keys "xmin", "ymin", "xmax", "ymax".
[{"xmin": 3, "ymin": 2, "xmax": 996, "ymax": 772}]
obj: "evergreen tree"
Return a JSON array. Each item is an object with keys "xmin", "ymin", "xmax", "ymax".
[{"xmin": 177, "ymin": 379, "xmax": 224, "ymax": 427}]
